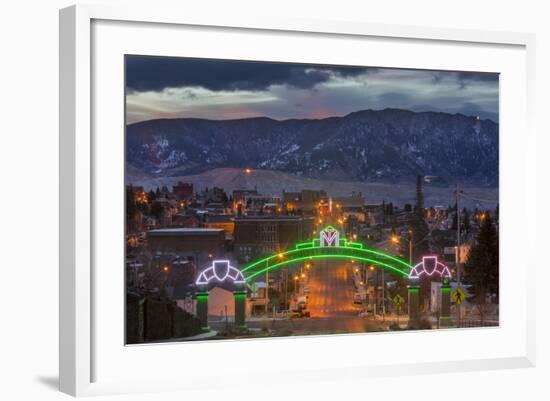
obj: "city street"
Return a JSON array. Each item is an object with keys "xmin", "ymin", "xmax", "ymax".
[
  {"xmin": 208, "ymin": 261, "xmax": 389, "ymax": 337},
  {"xmin": 307, "ymin": 260, "xmax": 356, "ymax": 318}
]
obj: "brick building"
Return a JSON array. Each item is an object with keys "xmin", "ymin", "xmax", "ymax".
[
  {"xmin": 172, "ymin": 182, "xmax": 193, "ymax": 200},
  {"xmin": 233, "ymin": 216, "xmax": 314, "ymax": 262},
  {"xmin": 282, "ymin": 189, "xmax": 327, "ymax": 213}
]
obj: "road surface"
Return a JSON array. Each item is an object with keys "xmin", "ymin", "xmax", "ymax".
[
  {"xmin": 307, "ymin": 260, "xmax": 357, "ymax": 317},
  {"xmin": 245, "ymin": 261, "xmax": 388, "ymax": 336},
  {"xmin": 208, "ymin": 261, "xmax": 390, "ymax": 338}
]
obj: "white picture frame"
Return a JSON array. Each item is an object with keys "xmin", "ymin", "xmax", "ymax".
[{"xmin": 59, "ymin": 4, "xmax": 536, "ymax": 397}]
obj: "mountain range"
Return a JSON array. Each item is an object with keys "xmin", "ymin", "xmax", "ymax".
[{"xmin": 126, "ymin": 108, "xmax": 499, "ymax": 187}]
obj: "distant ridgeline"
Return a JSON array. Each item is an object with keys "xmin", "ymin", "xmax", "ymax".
[{"xmin": 126, "ymin": 108, "xmax": 498, "ymax": 186}]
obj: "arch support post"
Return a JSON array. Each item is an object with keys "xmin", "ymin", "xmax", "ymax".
[
  {"xmin": 233, "ymin": 282, "xmax": 247, "ymax": 331},
  {"xmin": 195, "ymin": 285, "xmax": 209, "ymax": 332},
  {"xmin": 408, "ymin": 278, "xmax": 420, "ymax": 326},
  {"xmin": 439, "ymin": 278, "xmax": 452, "ymax": 327}
]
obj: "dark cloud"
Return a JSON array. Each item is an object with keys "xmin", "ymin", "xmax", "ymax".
[
  {"xmin": 457, "ymin": 72, "xmax": 499, "ymax": 90},
  {"xmin": 126, "ymin": 55, "xmax": 371, "ymax": 92},
  {"xmin": 377, "ymin": 92, "xmax": 412, "ymax": 106},
  {"xmin": 125, "ymin": 57, "xmax": 499, "ymax": 124},
  {"xmin": 456, "ymin": 71, "xmax": 499, "ymax": 83},
  {"xmin": 431, "ymin": 73, "xmax": 443, "ymax": 84},
  {"xmin": 431, "ymin": 70, "xmax": 499, "ymax": 90}
]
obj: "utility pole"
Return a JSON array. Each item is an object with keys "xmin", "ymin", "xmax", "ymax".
[
  {"xmin": 373, "ymin": 268, "xmax": 377, "ymax": 315},
  {"xmin": 284, "ymin": 267, "xmax": 288, "ymax": 311},
  {"xmin": 455, "ymin": 183, "xmax": 462, "ymax": 327},
  {"xmin": 265, "ymin": 269, "xmax": 269, "ymax": 315},
  {"xmin": 408, "ymin": 229, "xmax": 413, "ymax": 265},
  {"xmin": 382, "ymin": 268, "xmax": 385, "ymax": 319},
  {"xmin": 456, "ymin": 183, "xmax": 461, "ymax": 285},
  {"xmin": 264, "ymin": 257, "xmax": 269, "ymax": 315}
]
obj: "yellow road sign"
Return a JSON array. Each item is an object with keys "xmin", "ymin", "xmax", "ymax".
[
  {"xmin": 393, "ymin": 294, "xmax": 405, "ymax": 306},
  {"xmin": 452, "ymin": 287, "xmax": 465, "ymax": 304}
]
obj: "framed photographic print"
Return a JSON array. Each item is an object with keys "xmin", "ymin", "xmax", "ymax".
[{"xmin": 60, "ymin": 4, "xmax": 536, "ymax": 397}]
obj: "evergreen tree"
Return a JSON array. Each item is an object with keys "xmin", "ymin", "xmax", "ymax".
[
  {"xmin": 150, "ymin": 201, "xmax": 165, "ymax": 221},
  {"xmin": 411, "ymin": 177, "xmax": 430, "ymax": 309},
  {"xmin": 463, "ymin": 208, "xmax": 471, "ymax": 232},
  {"xmin": 415, "ymin": 175, "xmax": 424, "ymax": 218},
  {"xmin": 464, "ymin": 212, "xmax": 499, "ymax": 312},
  {"xmin": 126, "ymin": 185, "xmax": 137, "ymax": 233}
]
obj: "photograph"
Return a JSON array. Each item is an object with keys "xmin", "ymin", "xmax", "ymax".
[{"xmin": 124, "ymin": 55, "xmax": 500, "ymax": 344}]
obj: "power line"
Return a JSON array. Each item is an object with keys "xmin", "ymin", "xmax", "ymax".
[{"xmin": 458, "ymin": 191, "xmax": 498, "ymax": 204}]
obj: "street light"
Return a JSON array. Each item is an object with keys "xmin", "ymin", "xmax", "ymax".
[
  {"xmin": 407, "ymin": 229, "xmax": 413, "ymax": 265},
  {"xmin": 369, "ymin": 266, "xmax": 377, "ymax": 315}
]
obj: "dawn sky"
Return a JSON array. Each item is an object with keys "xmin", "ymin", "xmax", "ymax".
[{"xmin": 126, "ymin": 55, "xmax": 499, "ymax": 124}]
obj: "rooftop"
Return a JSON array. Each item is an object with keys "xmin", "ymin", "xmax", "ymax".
[
  {"xmin": 234, "ymin": 216, "xmax": 310, "ymax": 222},
  {"xmin": 205, "ymin": 214, "xmax": 235, "ymax": 223},
  {"xmin": 147, "ymin": 228, "xmax": 224, "ymax": 237}
]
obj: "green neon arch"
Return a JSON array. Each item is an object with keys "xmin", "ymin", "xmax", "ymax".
[{"xmin": 241, "ymin": 235, "xmax": 412, "ymax": 281}]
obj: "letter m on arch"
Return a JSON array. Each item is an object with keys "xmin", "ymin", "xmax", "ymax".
[{"xmin": 320, "ymin": 226, "xmax": 339, "ymax": 247}]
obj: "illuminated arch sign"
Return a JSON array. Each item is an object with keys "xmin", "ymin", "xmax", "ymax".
[
  {"xmin": 408, "ymin": 256, "xmax": 452, "ymax": 279},
  {"xmin": 196, "ymin": 260, "xmax": 245, "ymax": 285},
  {"xmin": 320, "ymin": 226, "xmax": 340, "ymax": 247}
]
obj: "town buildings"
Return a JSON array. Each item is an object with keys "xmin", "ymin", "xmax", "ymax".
[{"xmin": 233, "ymin": 215, "xmax": 314, "ymax": 262}]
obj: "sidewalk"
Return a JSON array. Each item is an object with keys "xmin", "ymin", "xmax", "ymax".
[{"xmin": 156, "ymin": 330, "xmax": 219, "ymax": 342}]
